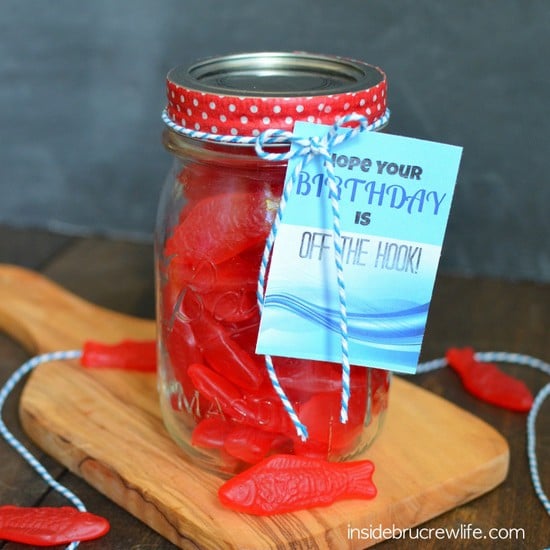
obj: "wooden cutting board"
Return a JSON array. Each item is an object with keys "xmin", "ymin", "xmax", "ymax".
[{"xmin": 0, "ymin": 264, "xmax": 509, "ymax": 549}]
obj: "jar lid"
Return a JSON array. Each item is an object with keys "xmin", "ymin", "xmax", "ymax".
[{"xmin": 165, "ymin": 52, "xmax": 387, "ymax": 139}]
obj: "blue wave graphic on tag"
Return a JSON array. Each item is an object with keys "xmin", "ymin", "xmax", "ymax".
[{"xmin": 263, "ymin": 293, "xmax": 428, "ymax": 346}]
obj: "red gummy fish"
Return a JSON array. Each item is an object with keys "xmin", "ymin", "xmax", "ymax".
[
  {"xmin": 0, "ymin": 506, "xmax": 110, "ymax": 546},
  {"xmin": 218, "ymin": 454, "xmax": 377, "ymax": 515},
  {"xmin": 81, "ymin": 339, "xmax": 157, "ymax": 372},
  {"xmin": 446, "ymin": 347, "xmax": 534, "ymax": 412}
]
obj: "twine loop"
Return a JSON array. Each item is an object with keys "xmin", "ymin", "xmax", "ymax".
[{"xmin": 253, "ymin": 111, "xmax": 380, "ymax": 161}]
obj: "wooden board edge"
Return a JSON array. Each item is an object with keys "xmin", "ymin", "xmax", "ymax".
[
  {"xmin": 18, "ymin": 368, "xmax": 511, "ymax": 550},
  {"xmin": 18, "ymin": 402, "xmax": 198, "ymax": 548}
]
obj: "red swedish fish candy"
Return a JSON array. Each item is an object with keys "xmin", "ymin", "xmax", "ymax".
[
  {"xmin": 223, "ymin": 426, "xmax": 292, "ymax": 464},
  {"xmin": 199, "ymin": 288, "xmax": 257, "ymax": 323},
  {"xmin": 177, "ymin": 161, "xmax": 281, "ymax": 202},
  {"xmin": 294, "ymin": 386, "xmax": 366, "ymax": 459},
  {"xmin": 0, "ymin": 506, "xmax": 109, "ymax": 546},
  {"xmin": 187, "ymin": 363, "xmax": 245, "ymax": 419},
  {"xmin": 165, "ymin": 316, "xmax": 203, "ymax": 375},
  {"xmin": 446, "ymin": 347, "xmax": 534, "ymax": 412},
  {"xmin": 218, "ymin": 454, "xmax": 376, "ymax": 515},
  {"xmin": 164, "ymin": 319, "xmax": 210, "ymax": 417},
  {"xmin": 182, "ymin": 293, "xmax": 264, "ymax": 391},
  {"xmin": 187, "ymin": 363, "xmax": 296, "ymax": 436},
  {"xmin": 192, "ymin": 417, "xmax": 234, "ymax": 449},
  {"xmin": 167, "ymin": 244, "xmax": 263, "ymax": 295},
  {"xmin": 176, "ymin": 159, "xmax": 285, "ymax": 209},
  {"xmin": 234, "ymin": 392, "xmax": 297, "ymax": 435},
  {"xmin": 165, "ymin": 190, "xmax": 276, "ymax": 266},
  {"xmin": 81, "ymin": 340, "xmax": 156, "ymax": 372}
]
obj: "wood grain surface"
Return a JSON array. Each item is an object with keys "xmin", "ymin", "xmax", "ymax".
[
  {"xmin": 0, "ymin": 226, "xmax": 548, "ymax": 549},
  {"xmin": 0, "ymin": 263, "xmax": 508, "ymax": 548}
]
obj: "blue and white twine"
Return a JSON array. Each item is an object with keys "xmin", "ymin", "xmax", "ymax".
[
  {"xmin": 416, "ymin": 351, "xmax": 550, "ymax": 517},
  {"xmin": 253, "ymin": 112, "xmax": 390, "ymax": 437},
  {"xmin": 0, "ymin": 348, "xmax": 548, "ymax": 531},
  {"xmin": 0, "ymin": 350, "xmax": 85, "ymax": 550}
]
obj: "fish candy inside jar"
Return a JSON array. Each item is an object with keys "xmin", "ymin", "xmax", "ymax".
[{"xmin": 155, "ymin": 52, "xmax": 392, "ymax": 475}]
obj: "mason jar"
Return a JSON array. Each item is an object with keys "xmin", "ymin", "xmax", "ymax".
[{"xmin": 155, "ymin": 52, "xmax": 391, "ymax": 475}]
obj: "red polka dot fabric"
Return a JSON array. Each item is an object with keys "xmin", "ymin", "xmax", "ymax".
[{"xmin": 165, "ymin": 74, "xmax": 387, "ymax": 138}]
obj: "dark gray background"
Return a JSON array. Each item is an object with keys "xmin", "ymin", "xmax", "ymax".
[{"xmin": 1, "ymin": 1, "xmax": 548, "ymax": 282}]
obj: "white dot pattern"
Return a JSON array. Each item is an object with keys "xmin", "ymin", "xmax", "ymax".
[{"xmin": 166, "ymin": 72, "xmax": 388, "ymax": 137}]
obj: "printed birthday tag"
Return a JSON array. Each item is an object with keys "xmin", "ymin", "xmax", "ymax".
[{"xmin": 256, "ymin": 121, "xmax": 463, "ymax": 374}]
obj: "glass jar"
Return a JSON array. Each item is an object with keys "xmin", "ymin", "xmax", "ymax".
[{"xmin": 155, "ymin": 52, "xmax": 391, "ymax": 475}]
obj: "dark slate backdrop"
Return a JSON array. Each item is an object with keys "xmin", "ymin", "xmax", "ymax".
[{"xmin": 1, "ymin": 1, "xmax": 549, "ymax": 282}]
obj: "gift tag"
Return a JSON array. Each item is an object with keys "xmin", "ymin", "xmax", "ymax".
[{"xmin": 256, "ymin": 122, "xmax": 463, "ymax": 374}]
